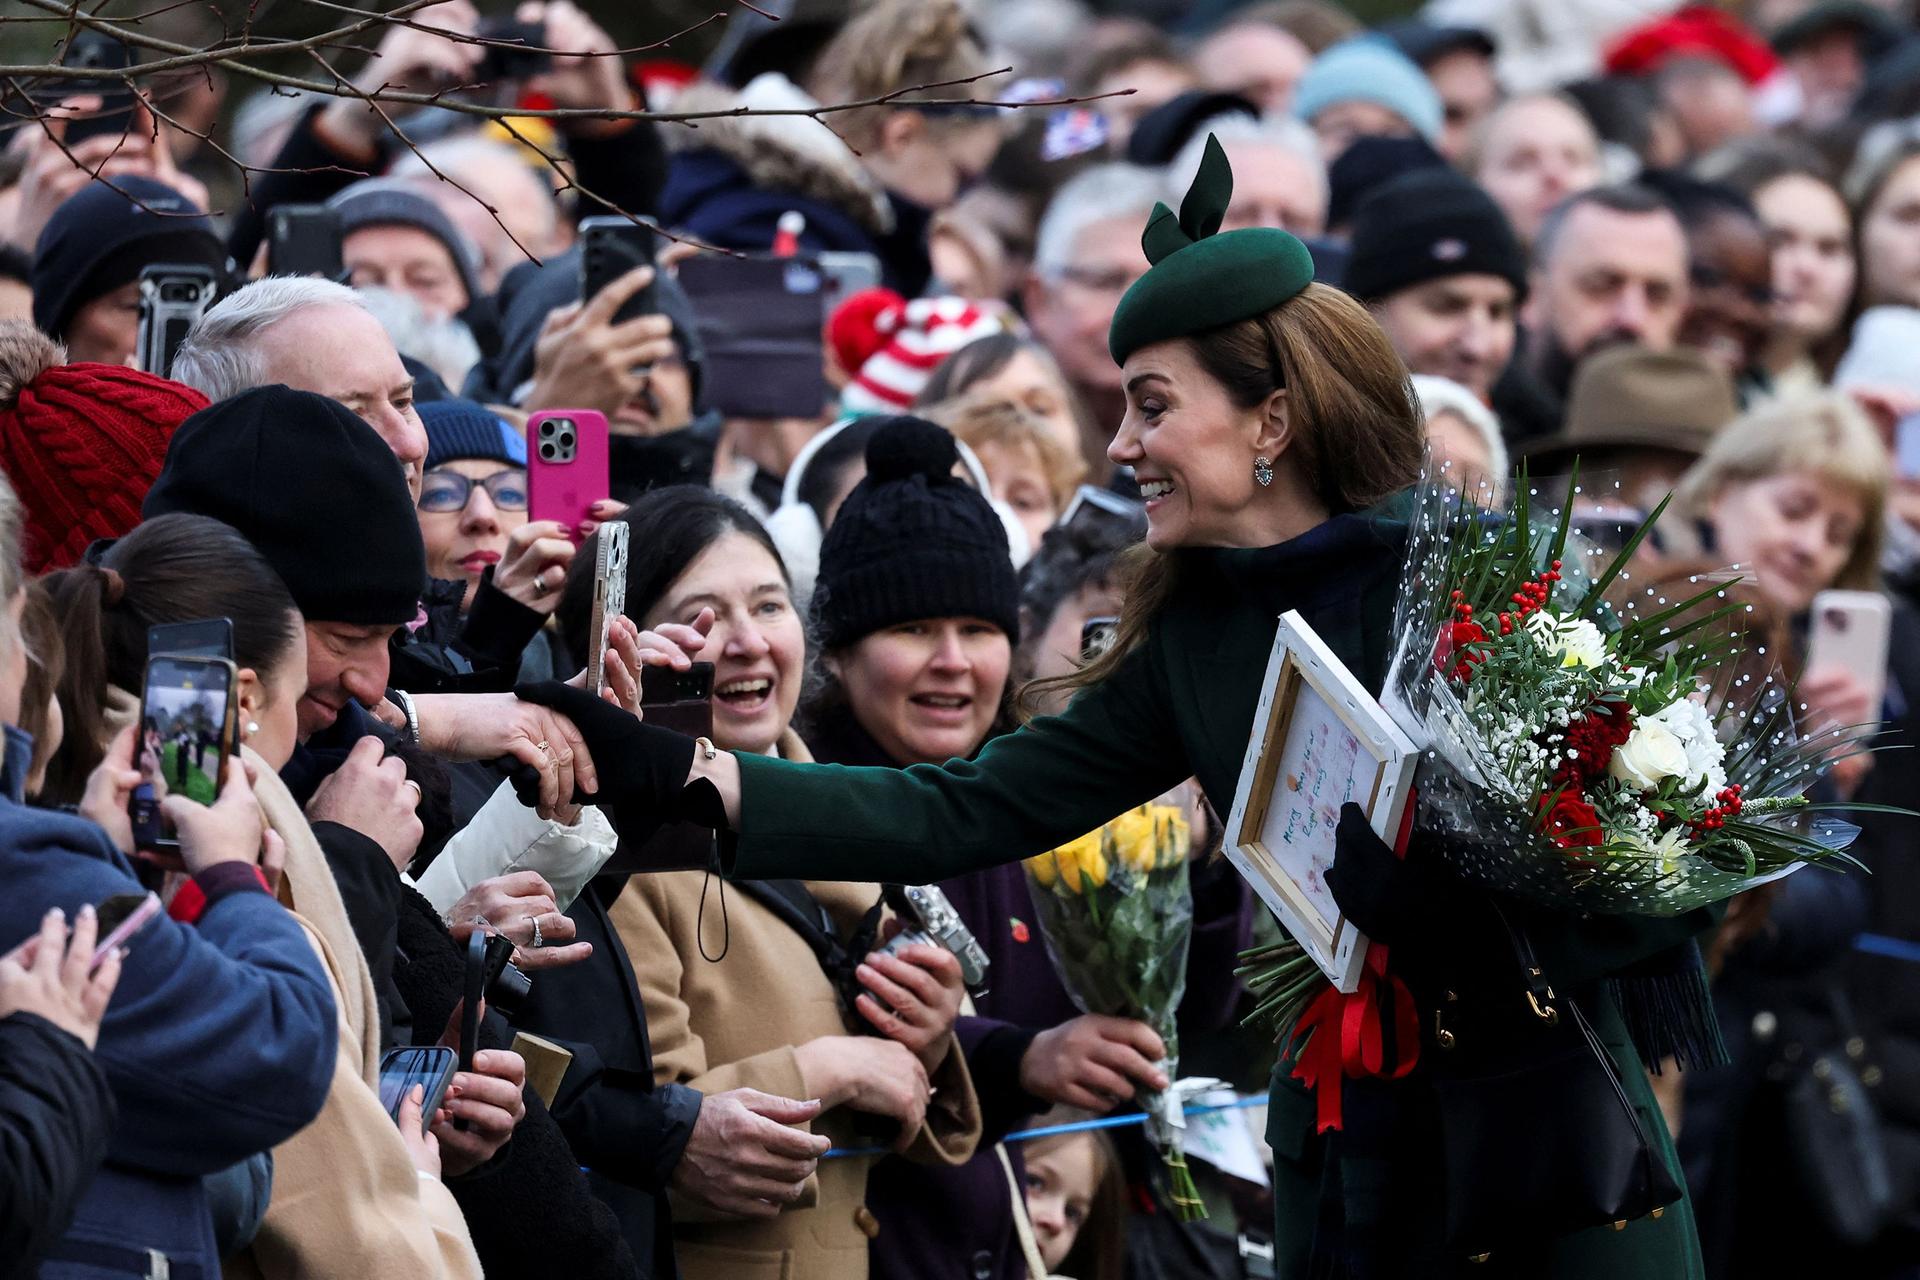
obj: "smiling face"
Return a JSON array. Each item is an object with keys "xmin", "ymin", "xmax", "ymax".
[
  {"xmin": 1109, "ymin": 339, "xmax": 1279, "ymax": 550},
  {"xmin": 1707, "ymin": 471, "xmax": 1866, "ymax": 615},
  {"xmin": 238, "ymin": 620, "xmax": 310, "ymax": 771},
  {"xmin": 644, "ymin": 531, "xmax": 804, "ymax": 756},
  {"xmin": 299, "ymin": 619, "xmax": 398, "ymax": 738},
  {"xmin": 417, "ymin": 459, "xmax": 530, "ymax": 609},
  {"xmin": 835, "ymin": 616, "xmax": 1010, "ymax": 766}
]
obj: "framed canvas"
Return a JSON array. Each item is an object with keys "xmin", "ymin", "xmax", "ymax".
[{"xmin": 1224, "ymin": 610, "xmax": 1418, "ymax": 993}]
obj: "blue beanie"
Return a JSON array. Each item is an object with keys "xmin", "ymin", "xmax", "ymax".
[
  {"xmin": 1292, "ymin": 37, "xmax": 1443, "ymax": 145},
  {"xmin": 420, "ymin": 399, "xmax": 526, "ymax": 471}
]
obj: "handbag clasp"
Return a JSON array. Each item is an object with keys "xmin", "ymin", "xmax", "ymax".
[{"xmin": 1525, "ymin": 968, "xmax": 1559, "ymax": 1025}]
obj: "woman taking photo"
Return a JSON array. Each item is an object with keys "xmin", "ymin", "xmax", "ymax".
[
  {"xmin": 527, "ymin": 140, "xmax": 1714, "ymax": 1276},
  {"xmin": 41, "ymin": 513, "xmax": 483, "ymax": 1277},
  {"xmin": 557, "ymin": 485, "xmax": 979, "ymax": 1280}
]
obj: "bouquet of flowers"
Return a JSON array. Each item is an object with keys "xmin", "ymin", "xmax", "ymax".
[
  {"xmin": 1024, "ymin": 802, "xmax": 1206, "ymax": 1219},
  {"xmin": 1243, "ymin": 475, "xmax": 1883, "ymax": 1040}
]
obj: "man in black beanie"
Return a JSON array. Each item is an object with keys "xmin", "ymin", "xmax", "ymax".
[
  {"xmin": 1344, "ymin": 168, "xmax": 1527, "ymax": 403},
  {"xmin": 30, "ymin": 175, "xmax": 229, "ymax": 367},
  {"xmin": 144, "ymin": 385, "xmax": 426, "ymax": 741}
]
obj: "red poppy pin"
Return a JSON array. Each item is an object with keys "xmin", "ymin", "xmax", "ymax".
[{"xmin": 1010, "ymin": 918, "xmax": 1030, "ymax": 944}]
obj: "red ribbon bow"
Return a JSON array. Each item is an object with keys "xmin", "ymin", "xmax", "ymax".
[{"xmin": 1287, "ymin": 794, "xmax": 1422, "ymax": 1132}]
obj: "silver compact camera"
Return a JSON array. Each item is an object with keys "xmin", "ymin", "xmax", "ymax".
[{"xmin": 880, "ymin": 884, "xmax": 991, "ymax": 998}]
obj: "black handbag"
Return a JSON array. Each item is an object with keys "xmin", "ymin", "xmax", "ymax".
[
  {"xmin": 1428, "ymin": 907, "xmax": 1684, "ymax": 1258},
  {"xmin": 1773, "ymin": 985, "xmax": 1896, "ymax": 1246}
]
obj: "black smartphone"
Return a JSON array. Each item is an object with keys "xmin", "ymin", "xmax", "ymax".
[
  {"xmin": 475, "ymin": 16, "xmax": 552, "ymax": 82},
  {"xmin": 131, "ymin": 655, "xmax": 237, "ymax": 855},
  {"xmin": 1081, "ymin": 616, "xmax": 1119, "ymax": 663},
  {"xmin": 136, "ymin": 264, "xmax": 218, "ymax": 379},
  {"xmin": 676, "ymin": 254, "xmax": 828, "ymax": 420},
  {"xmin": 604, "ymin": 663, "xmax": 716, "ymax": 875},
  {"xmin": 639, "ymin": 661, "xmax": 716, "ymax": 715},
  {"xmin": 54, "ymin": 32, "xmax": 136, "ymax": 147},
  {"xmin": 267, "ymin": 204, "xmax": 345, "ymax": 280},
  {"xmin": 459, "ymin": 929, "xmax": 487, "ymax": 1073},
  {"xmin": 378, "ymin": 1046, "xmax": 458, "ymax": 1134},
  {"xmin": 147, "ymin": 618, "xmax": 234, "ymax": 662},
  {"xmin": 1058, "ymin": 485, "xmax": 1146, "ymax": 545},
  {"xmin": 579, "ymin": 215, "xmax": 660, "ymax": 320}
]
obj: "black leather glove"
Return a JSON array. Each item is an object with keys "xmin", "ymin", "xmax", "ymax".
[
  {"xmin": 510, "ymin": 682, "xmax": 699, "ymax": 828},
  {"xmin": 1323, "ymin": 803, "xmax": 1429, "ymax": 949}
]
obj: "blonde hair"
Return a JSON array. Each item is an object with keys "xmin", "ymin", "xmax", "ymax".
[
  {"xmin": 0, "ymin": 467, "xmax": 24, "ymax": 664},
  {"xmin": 806, "ymin": 0, "xmax": 993, "ymax": 148},
  {"xmin": 1672, "ymin": 392, "xmax": 1891, "ymax": 591},
  {"xmin": 933, "ymin": 397, "xmax": 1088, "ymax": 508}
]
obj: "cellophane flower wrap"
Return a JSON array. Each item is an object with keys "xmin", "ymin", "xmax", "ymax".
[
  {"xmin": 1242, "ymin": 473, "xmax": 1881, "ymax": 1038},
  {"xmin": 1024, "ymin": 803, "xmax": 1204, "ymax": 1219}
]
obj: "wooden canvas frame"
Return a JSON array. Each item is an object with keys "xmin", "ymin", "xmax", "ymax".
[{"xmin": 1224, "ymin": 610, "xmax": 1418, "ymax": 993}]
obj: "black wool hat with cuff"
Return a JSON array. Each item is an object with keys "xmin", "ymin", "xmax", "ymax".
[
  {"xmin": 143, "ymin": 385, "xmax": 426, "ymax": 626},
  {"xmin": 30, "ymin": 175, "xmax": 228, "ymax": 342},
  {"xmin": 813, "ymin": 416, "xmax": 1021, "ymax": 649},
  {"xmin": 1342, "ymin": 169, "xmax": 1528, "ymax": 304}
]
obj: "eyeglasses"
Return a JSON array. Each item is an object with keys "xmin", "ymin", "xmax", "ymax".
[{"xmin": 418, "ymin": 468, "xmax": 529, "ymax": 513}]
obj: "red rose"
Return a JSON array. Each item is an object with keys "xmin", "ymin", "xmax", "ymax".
[
  {"xmin": 1536, "ymin": 788, "xmax": 1604, "ymax": 850},
  {"xmin": 1434, "ymin": 620, "xmax": 1491, "ymax": 683}
]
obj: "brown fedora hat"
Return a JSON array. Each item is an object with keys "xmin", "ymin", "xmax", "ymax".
[{"xmin": 1518, "ymin": 345, "xmax": 1739, "ymax": 472}]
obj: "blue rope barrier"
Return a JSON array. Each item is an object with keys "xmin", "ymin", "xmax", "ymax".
[
  {"xmin": 822, "ymin": 1093, "xmax": 1265, "ymax": 1160},
  {"xmin": 1856, "ymin": 932, "xmax": 1920, "ymax": 964}
]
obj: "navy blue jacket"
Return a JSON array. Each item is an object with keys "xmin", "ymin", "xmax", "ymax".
[{"xmin": 0, "ymin": 728, "xmax": 336, "ymax": 1278}]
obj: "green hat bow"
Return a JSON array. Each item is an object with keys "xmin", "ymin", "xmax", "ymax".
[{"xmin": 1107, "ymin": 134, "xmax": 1317, "ymax": 365}]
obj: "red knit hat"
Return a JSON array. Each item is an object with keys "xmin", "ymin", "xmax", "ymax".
[
  {"xmin": 828, "ymin": 289, "xmax": 1005, "ymax": 415},
  {"xmin": 0, "ymin": 324, "xmax": 209, "ymax": 573}
]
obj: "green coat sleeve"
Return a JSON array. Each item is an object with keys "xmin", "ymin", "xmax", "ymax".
[{"xmin": 730, "ymin": 638, "xmax": 1193, "ymax": 883}]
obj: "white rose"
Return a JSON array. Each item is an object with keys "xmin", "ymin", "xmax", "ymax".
[
  {"xmin": 1644, "ymin": 698, "xmax": 1727, "ymax": 797},
  {"xmin": 1610, "ymin": 720, "xmax": 1691, "ymax": 791},
  {"xmin": 1525, "ymin": 612, "xmax": 1610, "ymax": 670}
]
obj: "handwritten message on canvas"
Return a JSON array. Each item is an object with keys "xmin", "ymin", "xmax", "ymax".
[{"xmin": 1257, "ymin": 680, "xmax": 1365, "ymax": 931}]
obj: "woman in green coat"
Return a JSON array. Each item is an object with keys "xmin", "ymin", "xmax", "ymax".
[{"xmin": 525, "ymin": 139, "xmax": 1711, "ymax": 1278}]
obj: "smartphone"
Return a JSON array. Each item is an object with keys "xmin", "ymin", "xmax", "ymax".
[
  {"xmin": 147, "ymin": 618, "xmax": 234, "ymax": 662},
  {"xmin": 585, "ymin": 523, "xmax": 630, "ymax": 698},
  {"xmin": 378, "ymin": 1046, "xmax": 458, "ymax": 1133},
  {"xmin": 1805, "ymin": 589, "xmax": 1892, "ymax": 727},
  {"xmin": 605, "ymin": 663, "xmax": 715, "ymax": 875},
  {"xmin": 267, "ymin": 204, "xmax": 345, "ymax": 280},
  {"xmin": 677, "ymin": 253, "xmax": 828, "ymax": 420},
  {"xmin": 53, "ymin": 32, "xmax": 135, "ymax": 146},
  {"xmin": 816, "ymin": 250, "xmax": 882, "ymax": 316},
  {"xmin": 91, "ymin": 891, "xmax": 161, "ymax": 971},
  {"xmin": 579, "ymin": 216, "xmax": 660, "ymax": 320},
  {"xmin": 1081, "ymin": 616, "xmax": 1119, "ymax": 663},
  {"xmin": 526, "ymin": 409, "xmax": 610, "ymax": 539},
  {"xmin": 136, "ymin": 264, "xmax": 219, "ymax": 379},
  {"xmin": 130, "ymin": 655, "xmax": 237, "ymax": 856},
  {"xmin": 1058, "ymin": 485, "xmax": 1146, "ymax": 544},
  {"xmin": 475, "ymin": 16, "xmax": 552, "ymax": 82},
  {"xmin": 459, "ymin": 930, "xmax": 487, "ymax": 1073}
]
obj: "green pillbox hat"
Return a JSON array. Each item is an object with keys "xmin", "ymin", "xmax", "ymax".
[{"xmin": 1107, "ymin": 134, "xmax": 1316, "ymax": 365}]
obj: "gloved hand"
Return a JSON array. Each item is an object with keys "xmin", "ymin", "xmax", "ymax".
[
  {"xmin": 1322, "ymin": 803, "xmax": 1427, "ymax": 949},
  {"xmin": 509, "ymin": 682, "xmax": 699, "ymax": 836}
]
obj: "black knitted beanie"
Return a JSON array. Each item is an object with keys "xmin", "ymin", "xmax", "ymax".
[{"xmin": 813, "ymin": 416, "xmax": 1020, "ymax": 648}]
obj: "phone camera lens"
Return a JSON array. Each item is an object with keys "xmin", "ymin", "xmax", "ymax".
[
  {"xmin": 539, "ymin": 442, "xmax": 556, "ymax": 460},
  {"xmin": 558, "ymin": 430, "xmax": 576, "ymax": 448}
]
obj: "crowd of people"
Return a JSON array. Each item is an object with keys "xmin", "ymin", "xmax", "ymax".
[{"xmin": 4, "ymin": 0, "xmax": 1920, "ymax": 1276}]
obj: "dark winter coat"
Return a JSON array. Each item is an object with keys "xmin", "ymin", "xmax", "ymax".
[{"xmin": 0, "ymin": 1013, "xmax": 116, "ymax": 1280}]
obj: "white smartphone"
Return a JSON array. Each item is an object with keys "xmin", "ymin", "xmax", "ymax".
[
  {"xmin": 1805, "ymin": 589, "xmax": 1892, "ymax": 728},
  {"xmin": 585, "ymin": 522, "xmax": 629, "ymax": 698}
]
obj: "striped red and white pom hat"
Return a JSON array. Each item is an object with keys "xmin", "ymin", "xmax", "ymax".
[{"xmin": 831, "ymin": 288, "xmax": 1004, "ymax": 415}]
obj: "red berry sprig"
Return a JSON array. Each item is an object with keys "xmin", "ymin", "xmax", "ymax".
[
  {"xmin": 1688, "ymin": 784, "xmax": 1744, "ymax": 835},
  {"xmin": 1494, "ymin": 560, "xmax": 1562, "ymax": 636}
]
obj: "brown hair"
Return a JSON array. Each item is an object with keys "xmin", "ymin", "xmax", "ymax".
[
  {"xmin": 18, "ymin": 582, "xmax": 62, "ymax": 794},
  {"xmin": 1026, "ymin": 283, "xmax": 1425, "ymax": 712},
  {"xmin": 39, "ymin": 514, "xmax": 301, "ymax": 805},
  {"xmin": 934, "ymin": 397, "xmax": 1088, "ymax": 508},
  {"xmin": 806, "ymin": 0, "xmax": 993, "ymax": 149},
  {"xmin": 1023, "ymin": 1121, "xmax": 1126, "ymax": 1280},
  {"xmin": 1671, "ymin": 391, "xmax": 1890, "ymax": 594}
]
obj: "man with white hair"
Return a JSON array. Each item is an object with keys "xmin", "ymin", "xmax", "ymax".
[
  {"xmin": 1168, "ymin": 113, "xmax": 1329, "ymax": 236},
  {"xmin": 1022, "ymin": 164, "xmax": 1166, "ymax": 473},
  {"xmin": 173, "ymin": 276, "xmax": 429, "ymax": 498},
  {"xmin": 172, "ymin": 276, "xmax": 548, "ymax": 697}
]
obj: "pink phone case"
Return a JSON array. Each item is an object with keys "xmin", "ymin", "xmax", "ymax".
[{"xmin": 527, "ymin": 409, "xmax": 610, "ymax": 540}]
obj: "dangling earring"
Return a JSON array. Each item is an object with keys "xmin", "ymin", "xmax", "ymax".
[{"xmin": 1253, "ymin": 456, "xmax": 1274, "ymax": 488}]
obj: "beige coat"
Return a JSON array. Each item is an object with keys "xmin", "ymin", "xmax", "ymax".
[
  {"xmin": 99, "ymin": 692, "xmax": 480, "ymax": 1279},
  {"xmin": 610, "ymin": 736, "xmax": 981, "ymax": 1280}
]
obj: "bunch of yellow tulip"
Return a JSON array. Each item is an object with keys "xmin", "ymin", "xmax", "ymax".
[{"xmin": 1026, "ymin": 803, "xmax": 1190, "ymax": 896}]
